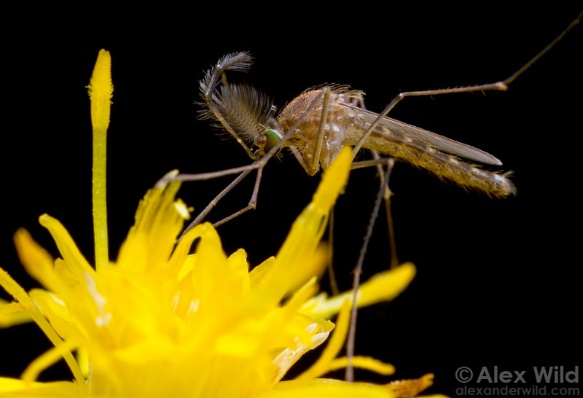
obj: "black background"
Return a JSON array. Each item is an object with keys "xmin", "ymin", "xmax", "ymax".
[{"xmin": 1, "ymin": 4, "xmax": 581, "ymax": 396}]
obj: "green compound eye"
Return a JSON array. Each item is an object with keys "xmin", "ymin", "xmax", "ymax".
[{"xmin": 264, "ymin": 130, "xmax": 282, "ymax": 152}]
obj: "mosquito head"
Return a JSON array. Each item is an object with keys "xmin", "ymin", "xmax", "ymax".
[
  {"xmin": 251, "ymin": 122, "xmax": 310, "ymax": 161},
  {"xmin": 251, "ymin": 128, "xmax": 282, "ymax": 158}
]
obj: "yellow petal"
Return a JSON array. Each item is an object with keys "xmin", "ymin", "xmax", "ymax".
[
  {"xmin": 301, "ymin": 263, "xmax": 416, "ymax": 319},
  {"xmin": 0, "ymin": 378, "xmax": 81, "ymax": 396},
  {"xmin": 253, "ymin": 147, "xmax": 352, "ymax": 305},
  {"xmin": 38, "ymin": 216, "xmax": 95, "ymax": 279},
  {"xmin": 386, "ymin": 373, "xmax": 436, "ymax": 398},
  {"xmin": 21, "ymin": 339, "xmax": 79, "ymax": 384},
  {"xmin": 271, "ymin": 316, "xmax": 334, "ymax": 383},
  {"xmin": 119, "ymin": 179, "xmax": 186, "ymax": 274},
  {"xmin": 0, "ymin": 300, "xmax": 30, "ymax": 327},
  {"xmin": 295, "ymin": 299, "xmax": 351, "ymax": 380},
  {"xmin": 329, "ymin": 356, "xmax": 395, "ymax": 375},
  {"xmin": 27, "ymin": 289, "xmax": 81, "ymax": 342},
  {"xmin": 269, "ymin": 378, "xmax": 395, "ymax": 398},
  {"xmin": 249, "ymin": 245, "xmax": 327, "ymax": 298},
  {"xmin": 0, "ymin": 266, "xmax": 86, "ymax": 387},
  {"xmin": 13, "ymin": 228, "xmax": 62, "ymax": 293}
]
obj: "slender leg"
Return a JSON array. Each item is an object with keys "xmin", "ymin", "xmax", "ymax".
[
  {"xmin": 352, "ymin": 11, "xmax": 582, "ymax": 157},
  {"xmin": 308, "ymin": 89, "xmax": 331, "ymax": 174},
  {"xmin": 176, "ymin": 168, "xmax": 255, "ymax": 240},
  {"xmin": 345, "ymin": 158, "xmax": 393, "ymax": 382},
  {"xmin": 370, "ymin": 153, "xmax": 399, "ymax": 269},
  {"xmin": 349, "ymin": 92, "xmax": 400, "ymax": 269}
]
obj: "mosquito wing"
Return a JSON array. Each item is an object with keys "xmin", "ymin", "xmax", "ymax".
[{"xmin": 342, "ymin": 103, "xmax": 503, "ymax": 166}]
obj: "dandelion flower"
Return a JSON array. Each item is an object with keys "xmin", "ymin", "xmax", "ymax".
[{"xmin": 0, "ymin": 50, "xmax": 442, "ymax": 397}]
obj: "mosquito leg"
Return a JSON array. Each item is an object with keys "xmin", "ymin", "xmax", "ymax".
[
  {"xmin": 213, "ymin": 166, "xmax": 264, "ymax": 228},
  {"xmin": 352, "ymin": 11, "xmax": 582, "ymax": 157},
  {"xmin": 177, "ymin": 168, "xmax": 254, "ymax": 240},
  {"xmin": 349, "ymin": 91, "xmax": 400, "ymax": 269},
  {"xmin": 297, "ymin": 87, "xmax": 340, "ymax": 292},
  {"xmin": 345, "ymin": 155, "xmax": 393, "ymax": 382},
  {"xmin": 335, "ymin": 154, "xmax": 397, "ymax": 382},
  {"xmin": 308, "ymin": 88, "xmax": 331, "ymax": 174},
  {"xmin": 370, "ymin": 151, "xmax": 399, "ymax": 269},
  {"xmin": 283, "ymin": 87, "xmax": 333, "ymax": 174},
  {"xmin": 288, "ymin": 146, "xmax": 312, "ymax": 172},
  {"xmin": 161, "ymin": 164, "xmax": 257, "ymax": 185}
]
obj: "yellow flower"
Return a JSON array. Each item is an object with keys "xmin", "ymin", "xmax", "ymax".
[{"xmin": 0, "ymin": 50, "xmax": 442, "ymax": 397}]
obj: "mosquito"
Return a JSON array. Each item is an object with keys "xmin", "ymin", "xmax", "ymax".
[
  {"xmin": 160, "ymin": 10, "xmax": 581, "ymax": 382},
  {"xmin": 170, "ymin": 10, "xmax": 581, "ymax": 240}
]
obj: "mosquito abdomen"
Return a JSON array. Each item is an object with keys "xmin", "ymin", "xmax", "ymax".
[{"xmin": 346, "ymin": 127, "xmax": 517, "ymax": 198}]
